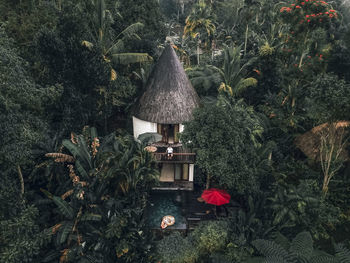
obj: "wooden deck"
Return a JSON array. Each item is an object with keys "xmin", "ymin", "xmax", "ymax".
[
  {"xmin": 152, "ymin": 181, "xmax": 194, "ymax": 191},
  {"xmin": 150, "ymin": 143, "xmax": 196, "ymax": 163}
]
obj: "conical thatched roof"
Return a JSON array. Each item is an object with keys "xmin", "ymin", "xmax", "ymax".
[
  {"xmin": 134, "ymin": 44, "xmax": 200, "ymax": 124},
  {"xmin": 295, "ymin": 121, "xmax": 350, "ymax": 161}
]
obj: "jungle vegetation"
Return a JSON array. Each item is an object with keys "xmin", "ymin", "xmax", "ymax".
[{"xmin": 0, "ymin": 0, "xmax": 350, "ymax": 262}]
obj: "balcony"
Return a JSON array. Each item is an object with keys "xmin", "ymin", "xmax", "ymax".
[
  {"xmin": 152, "ymin": 152, "xmax": 196, "ymax": 163},
  {"xmin": 146, "ymin": 142, "xmax": 195, "ymax": 163}
]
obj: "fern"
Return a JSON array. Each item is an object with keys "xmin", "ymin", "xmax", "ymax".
[
  {"xmin": 335, "ymin": 244, "xmax": 350, "ymax": 263},
  {"xmin": 273, "ymin": 232, "xmax": 290, "ymax": 251},
  {"xmin": 252, "ymin": 239, "xmax": 289, "ymax": 261},
  {"xmin": 252, "ymin": 232, "xmax": 347, "ymax": 263},
  {"xmin": 289, "ymin": 232, "xmax": 313, "ymax": 260},
  {"xmin": 309, "ymin": 255, "xmax": 339, "ymax": 263}
]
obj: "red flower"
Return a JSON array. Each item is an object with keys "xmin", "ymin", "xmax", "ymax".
[
  {"xmin": 301, "ymin": 2, "xmax": 305, "ymax": 5},
  {"xmin": 311, "ymin": 14, "xmax": 316, "ymax": 17},
  {"xmin": 306, "ymin": 15, "xmax": 310, "ymax": 17},
  {"xmin": 329, "ymin": 14, "xmax": 334, "ymax": 17},
  {"xmin": 325, "ymin": 11, "xmax": 329, "ymax": 14},
  {"xmin": 296, "ymin": 5, "xmax": 301, "ymax": 8},
  {"xmin": 319, "ymin": 54, "xmax": 323, "ymax": 57},
  {"xmin": 329, "ymin": 9, "xmax": 335, "ymax": 12},
  {"xmin": 280, "ymin": 6, "xmax": 292, "ymax": 12},
  {"xmin": 307, "ymin": 19, "xmax": 311, "ymax": 22}
]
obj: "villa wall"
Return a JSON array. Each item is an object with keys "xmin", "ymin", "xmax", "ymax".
[
  {"xmin": 132, "ymin": 116, "xmax": 157, "ymax": 139},
  {"xmin": 189, "ymin": 164, "xmax": 194, "ymax": 182},
  {"xmin": 179, "ymin": 124, "xmax": 184, "ymax": 133}
]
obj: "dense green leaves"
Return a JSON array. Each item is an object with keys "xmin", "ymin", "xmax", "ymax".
[
  {"xmin": 307, "ymin": 73, "xmax": 350, "ymax": 122},
  {"xmin": 1, "ymin": 0, "xmax": 350, "ymax": 262},
  {"xmin": 182, "ymin": 100, "xmax": 263, "ymax": 193},
  {"xmin": 0, "ymin": 26, "xmax": 55, "ymax": 169}
]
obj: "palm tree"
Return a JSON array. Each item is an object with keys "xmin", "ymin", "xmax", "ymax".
[
  {"xmin": 82, "ymin": 0, "xmax": 152, "ymax": 78},
  {"xmin": 213, "ymin": 45, "xmax": 257, "ymax": 97},
  {"xmin": 184, "ymin": 0, "xmax": 216, "ymax": 64}
]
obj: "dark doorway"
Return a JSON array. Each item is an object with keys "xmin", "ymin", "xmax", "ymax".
[{"xmin": 157, "ymin": 124, "xmax": 179, "ymax": 143}]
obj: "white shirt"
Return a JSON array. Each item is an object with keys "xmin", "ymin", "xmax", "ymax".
[{"xmin": 167, "ymin": 147, "xmax": 173, "ymax": 154}]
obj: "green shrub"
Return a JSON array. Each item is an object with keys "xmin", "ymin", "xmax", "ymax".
[
  {"xmin": 192, "ymin": 221, "xmax": 229, "ymax": 254},
  {"xmin": 156, "ymin": 232, "xmax": 198, "ymax": 263}
]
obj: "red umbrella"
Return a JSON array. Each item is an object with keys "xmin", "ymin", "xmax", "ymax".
[{"xmin": 201, "ymin": 188, "xmax": 231, "ymax": 206}]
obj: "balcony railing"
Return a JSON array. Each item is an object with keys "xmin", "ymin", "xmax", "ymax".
[{"xmin": 152, "ymin": 152, "xmax": 195, "ymax": 163}]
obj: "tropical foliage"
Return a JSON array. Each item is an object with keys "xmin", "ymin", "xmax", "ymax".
[{"xmin": 1, "ymin": 0, "xmax": 350, "ymax": 262}]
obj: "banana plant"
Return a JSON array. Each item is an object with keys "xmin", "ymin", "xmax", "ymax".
[
  {"xmin": 99, "ymin": 135, "xmax": 159, "ymax": 195},
  {"xmin": 40, "ymin": 127, "xmax": 158, "ymax": 262},
  {"xmin": 82, "ymin": 0, "xmax": 152, "ymax": 76},
  {"xmin": 268, "ymin": 182, "xmax": 324, "ymax": 232}
]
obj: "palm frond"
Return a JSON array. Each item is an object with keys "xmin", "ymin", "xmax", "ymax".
[
  {"xmin": 96, "ymin": 0, "xmax": 106, "ymax": 32},
  {"xmin": 41, "ymin": 189, "xmax": 74, "ymax": 219},
  {"xmin": 58, "ymin": 221, "xmax": 74, "ymax": 244},
  {"xmin": 111, "ymin": 53, "xmax": 153, "ymax": 65},
  {"xmin": 52, "ymin": 196, "xmax": 74, "ymax": 219},
  {"xmin": 80, "ymin": 213, "xmax": 102, "ymax": 222},
  {"xmin": 118, "ymin": 22, "xmax": 144, "ymax": 39},
  {"xmin": 109, "ymin": 39, "xmax": 124, "ymax": 54},
  {"xmin": 236, "ymin": 77, "xmax": 258, "ymax": 95}
]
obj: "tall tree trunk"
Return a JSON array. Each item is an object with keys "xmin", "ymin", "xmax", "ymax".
[
  {"xmin": 206, "ymin": 173, "xmax": 210, "ymax": 189},
  {"xmin": 197, "ymin": 41, "xmax": 200, "ymax": 65},
  {"xmin": 244, "ymin": 24, "xmax": 249, "ymax": 56}
]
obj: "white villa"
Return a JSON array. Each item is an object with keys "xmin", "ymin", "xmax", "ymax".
[{"xmin": 132, "ymin": 44, "xmax": 200, "ymax": 190}]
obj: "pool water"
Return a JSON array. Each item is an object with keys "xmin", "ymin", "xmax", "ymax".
[{"xmin": 146, "ymin": 191, "xmax": 187, "ymax": 229}]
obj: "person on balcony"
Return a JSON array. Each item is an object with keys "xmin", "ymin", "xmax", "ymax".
[{"xmin": 166, "ymin": 145, "xmax": 173, "ymax": 159}]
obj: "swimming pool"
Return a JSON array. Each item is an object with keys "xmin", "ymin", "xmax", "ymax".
[{"xmin": 146, "ymin": 191, "xmax": 187, "ymax": 230}]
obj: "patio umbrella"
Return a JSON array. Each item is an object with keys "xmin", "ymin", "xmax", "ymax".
[{"xmin": 201, "ymin": 188, "xmax": 231, "ymax": 206}]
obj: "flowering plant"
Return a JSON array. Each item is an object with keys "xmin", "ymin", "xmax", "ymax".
[{"xmin": 280, "ymin": 0, "xmax": 337, "ymax": 32}]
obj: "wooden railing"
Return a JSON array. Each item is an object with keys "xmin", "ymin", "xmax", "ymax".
[{"xmin": 152, "ymin": 152, "xmax": 195, "ymax": 163}]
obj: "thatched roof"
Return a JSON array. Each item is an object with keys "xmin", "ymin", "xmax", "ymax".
[
  {"xmin": 295, "ymin": 121, "xmax": 350, "ymax": 161},
  {"xmin": 134, "ymin": 44, "xmax": 200, "ymax": 124}
]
